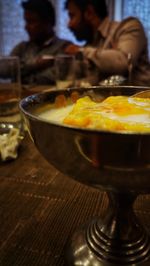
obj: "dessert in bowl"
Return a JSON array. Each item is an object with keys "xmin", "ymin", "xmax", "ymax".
[{"xmin": 20, "ymin": 86, "xmax": 150, "ymax": 266}]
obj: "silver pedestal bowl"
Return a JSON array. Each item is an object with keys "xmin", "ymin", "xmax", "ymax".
[{"xmin": 20, "ymin": 86, "xmax": 150, "ymax": 266}]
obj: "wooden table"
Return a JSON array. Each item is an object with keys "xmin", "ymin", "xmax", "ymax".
[{"xmin": 0, "ymin": 134, "xmax": 150, "ymax": 266}]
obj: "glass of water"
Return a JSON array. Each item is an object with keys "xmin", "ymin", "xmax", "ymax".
[
  {"xmin": 55, "ymin": 54, "xmax": 76, "ymax": 89},
  {"xmin": 0, "ymin": 56, "xmax": 24, "ymax": 160}
]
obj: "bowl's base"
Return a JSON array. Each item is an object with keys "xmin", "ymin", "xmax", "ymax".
[
  {"xmin": 65, "ymin": 219, "xmax": 150, "ymax": 266},
  {"xmin": 65, "ymin": 192, "xmax": 150, "ymax": 265}
]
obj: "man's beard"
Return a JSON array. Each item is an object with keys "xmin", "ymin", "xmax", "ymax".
[{"xmin": 71, "ymin": 20, "xmax": 93, "ymax": 44}]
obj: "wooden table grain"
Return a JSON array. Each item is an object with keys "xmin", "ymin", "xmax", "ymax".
[{"xmin": 0, "ymin": 134, "xmax": 150, "ymax": 266}]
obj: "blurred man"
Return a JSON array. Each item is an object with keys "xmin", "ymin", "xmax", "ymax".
[
  {"xmin": 64, "ymin": 0, "xmax": 150, "ymax": 86},
  {"xmin": 11, "ymin": 0, "xmax": 71, "ymax": 85}
]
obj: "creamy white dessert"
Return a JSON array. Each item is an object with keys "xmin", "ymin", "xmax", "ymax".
[
  {"xmin": 39, "ymin": 104, "xmax": 73, "ymax": 123},
  {"xmin": 38, "ymin": 95, "xmax": 150, "ymax": 133}
]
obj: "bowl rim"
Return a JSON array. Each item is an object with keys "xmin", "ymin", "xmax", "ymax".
[{"xmin": 20, "ymin": 85, "xmax": 150, "ymax": 136}]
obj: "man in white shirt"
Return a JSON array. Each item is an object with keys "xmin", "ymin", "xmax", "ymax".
[{"xmin": 64, "ymin": 0, "xmax": 150, "ymax": 86}]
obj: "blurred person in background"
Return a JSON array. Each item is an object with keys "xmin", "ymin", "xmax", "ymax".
[
  {"xmin": 10, "ymin": 0, "xmax": 71, "ymax": 86},
  {"xmin": 64, "ymin": 0, "xmax": 150, "ymax": 86}
]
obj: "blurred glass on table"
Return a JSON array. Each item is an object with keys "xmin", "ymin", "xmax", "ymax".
[
  {"xmin": 74, "ymin": 54, "xmax": 100, "ymax": 88},
  {"xmin": 55, "ymin": 55, "xmax": 76, "ymax": 89},
  {"xmin": 0, "ymin": 56, "xmax": 24, "ymax": 161}
]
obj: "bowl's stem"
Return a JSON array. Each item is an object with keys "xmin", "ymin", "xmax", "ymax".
[{"xmin": 66, "ymin": 192, "xmax": 150, "ymax": 265}]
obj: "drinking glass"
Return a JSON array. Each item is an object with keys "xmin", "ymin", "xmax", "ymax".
[
  {"xmin": 55, "ymin": 55, "xmax": 75, "ymax": 89},
  {"xmin": 0, "ymin": 56, "xmax": 24, "ymax": 137},
  {"xmin": 74, "ymin": 55, "xmax": 100, "ymax": 87}
]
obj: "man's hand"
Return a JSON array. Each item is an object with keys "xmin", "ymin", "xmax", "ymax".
[{"xmin": 65, "ymin": 44, "xmax": 80, "ymax": 55}]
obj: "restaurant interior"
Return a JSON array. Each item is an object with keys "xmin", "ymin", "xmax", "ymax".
[{"xmin": 0, "ymin": 1, "xmax": 150, "ymax": 266}]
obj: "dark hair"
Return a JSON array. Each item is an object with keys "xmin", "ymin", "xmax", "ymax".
[
  {"xmin": 22, "ymin": 0, "xmax": 55, "ymax": 26},
  {"xmin": 65, "ymin": 0, "xmax": 108, "ymax": 19}
]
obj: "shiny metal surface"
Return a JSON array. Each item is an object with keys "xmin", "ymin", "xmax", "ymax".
[
  {"xmin": 99, "ymin": 75, "xmax": 126, "ymax": 85},
  {"xmin": 20, "ymin": 86, "xmax": 150, "ymax": 265}
]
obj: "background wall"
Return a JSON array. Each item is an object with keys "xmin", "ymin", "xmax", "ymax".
[
  {"xmin": 0, "ymin": 0, "xmax": 150, "ymax": 56},
  {"xmin": 0, "ymin": 0, "xmax": 27, "ymax": 55}
]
